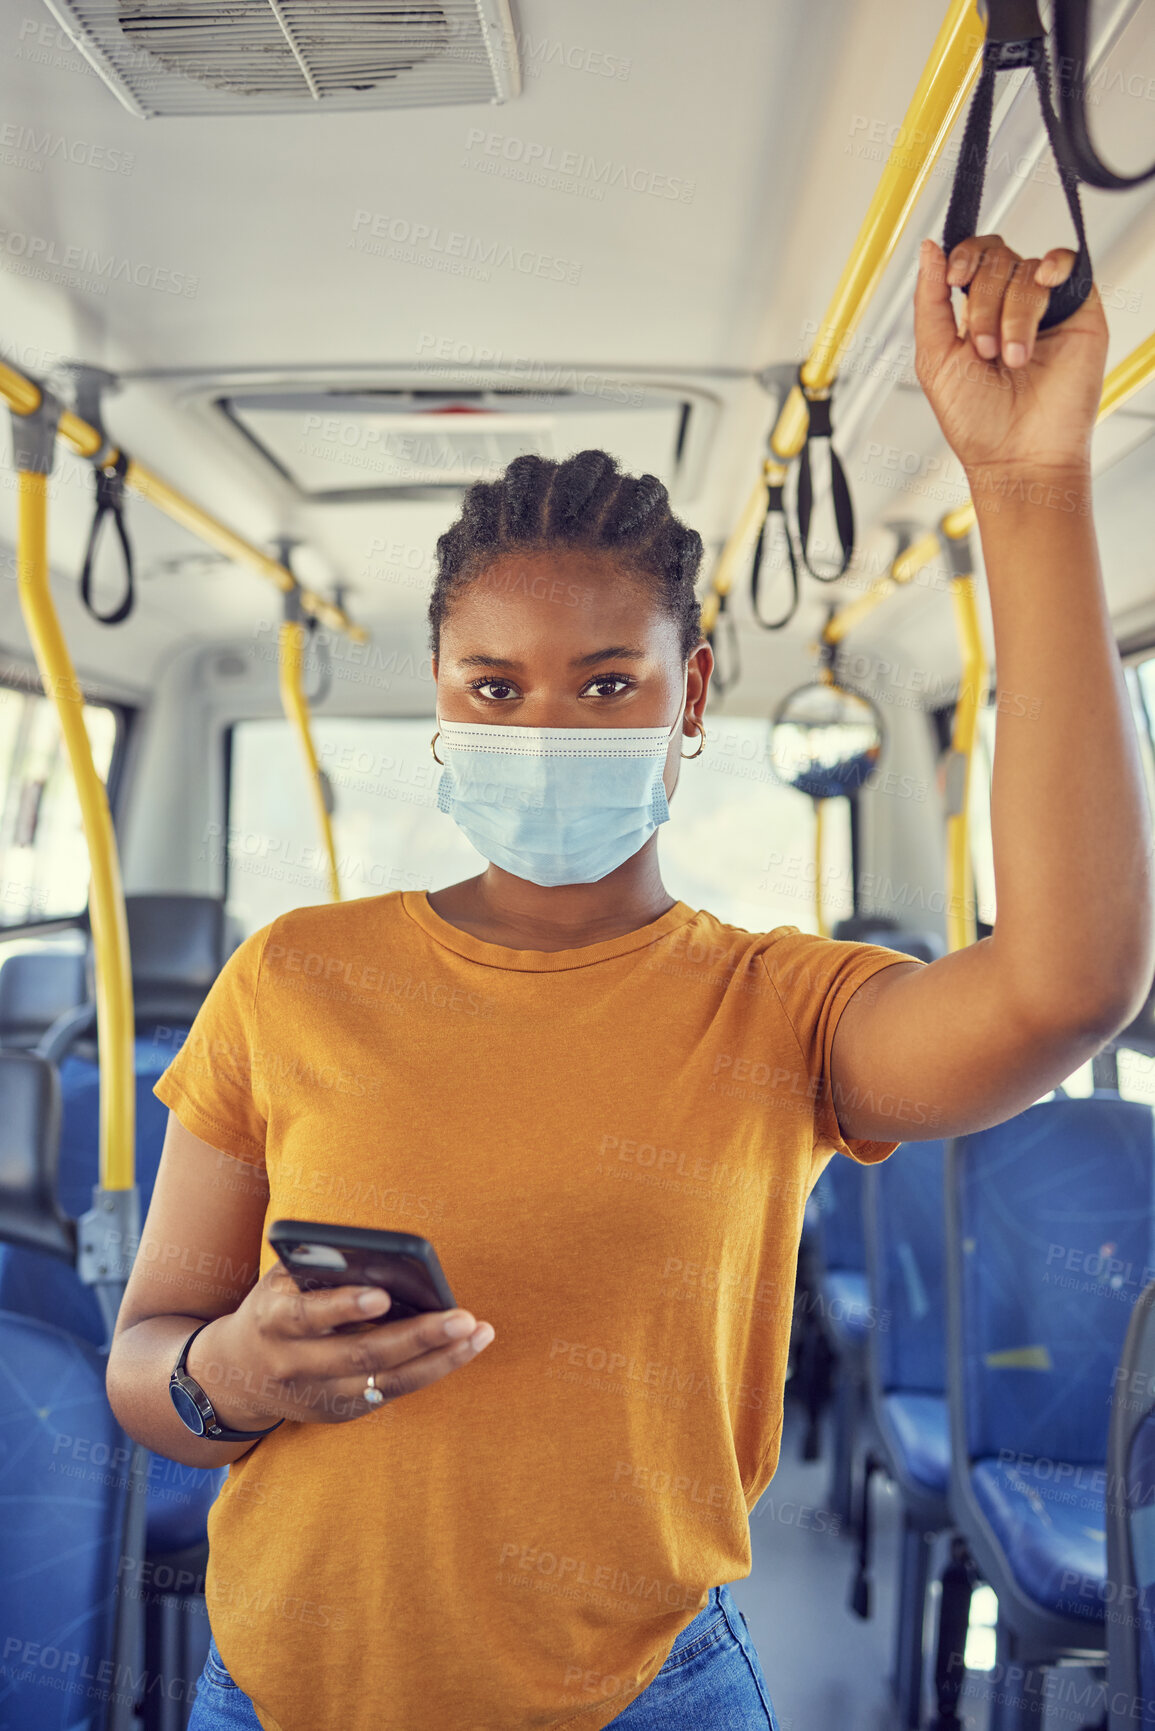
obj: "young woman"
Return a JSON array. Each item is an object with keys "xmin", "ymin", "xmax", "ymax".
[{"xmin": 107, "ymin": 234, "xmax": 1153, "ymax": 1731}]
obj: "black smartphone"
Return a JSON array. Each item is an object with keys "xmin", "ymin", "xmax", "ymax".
[{"xmin": 267, "ymin": 1219, "xmax": 457, "ymax": 1331}]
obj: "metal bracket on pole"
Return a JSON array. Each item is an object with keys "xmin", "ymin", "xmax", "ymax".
[
  {"xmin": 756, "ymin": 361, "xmax": 804, "ymax": 403},
  {"xmin": 886, "ymin": 518, "xmax": 922, "ymax": 566},
  {"xmin": 9, "ymin": 389, "xmax": 60, "ymax": 474},
  {"xmin": 939, "ymin": 525, "xmax": 975, "ymax": 579},
  {"xmin": 78, "ymin": 1186, "xmax": 142, "ymax": 1338},
  {"xmin": 53, "ymin": 363, "xmax": 121, "ymax": 468},
  {"xmin": 275, "ymin": 540, "xmax": 305, "ymax": 623}
]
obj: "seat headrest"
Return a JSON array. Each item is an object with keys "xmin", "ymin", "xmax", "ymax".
[
  {"xmin": 0, "ymin": 1050, "xmax": 75, "ymax": 1261},
  {"xmin": 84, "ymin": 895, "xmax": 228, "ymax": 1029},
  {"xmin": 0, "ymin": 952, "xmax": 86, "ymax": 1049}
]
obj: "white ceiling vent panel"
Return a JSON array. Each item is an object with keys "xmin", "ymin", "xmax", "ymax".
[
  {"xmin": 39, "ymin": 0, "xmax": 520, "ymax": 117},
  {"xmin": 212, "ymin": 390, "xmax": 708, "ymax": 503}
]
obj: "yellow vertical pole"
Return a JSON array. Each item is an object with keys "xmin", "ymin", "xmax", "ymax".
[
  {"xmin": 278, "ymin": 619, "xmax": 341, "ymax": 902},
  {"xmin": 814, "ymin": 798, "xmax": 829, "ymax": 938},
  {"xmin": 16, "ymin": 467, "xmax": 134, "ymax": 1189}
]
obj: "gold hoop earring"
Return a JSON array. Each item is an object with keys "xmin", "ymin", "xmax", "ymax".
[
  {"xmin": 680, "ymin": 720, "xmax": 706, "ymax": 760},
  {"xmin": 430, "ymin": 729, "xmax": 443, "ymax": 765}
]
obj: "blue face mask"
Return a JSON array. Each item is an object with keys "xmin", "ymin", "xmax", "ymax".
[{"xmin": 432, "ymin": 665, "xmax": 689, "ymax": 887}]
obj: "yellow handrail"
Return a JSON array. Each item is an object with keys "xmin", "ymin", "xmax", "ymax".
[
  {"xmin": 0, "ymin": 361, "xmax": 367, "ymax": 642},
  {"xmin": 1097, "ymin": 328, "xmax": 1155, "ymax": 422},
  {"xmin": 16, "ymin": 471, "xmax": 135, "ymax": 1190},
  {"xmin": 699, "ymin": 0, "xmax": 982, "ymax": 642},
  {"xmin": 814, "ymin": 798, "xmax": 829, "ymax": 939},
  {"xmin": 771, "ymin": 0, "xmax": 983, "ymax": 460},
  {"xmin": 278, "ymin": 621, "xmax": 341, "ymax": 902}
]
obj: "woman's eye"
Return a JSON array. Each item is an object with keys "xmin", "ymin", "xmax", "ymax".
[
  {"xmin": 584, "ymin": 675, "xmax": 633, "ymax": 698},
  {"xmin": 471, "ymin": 679, "xmax": 519, "ymax": 700}
]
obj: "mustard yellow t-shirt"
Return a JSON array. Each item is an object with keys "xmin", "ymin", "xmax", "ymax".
[{"xmin": 154, "ymin": 890, "xmax": 919, "ymax": 1731}]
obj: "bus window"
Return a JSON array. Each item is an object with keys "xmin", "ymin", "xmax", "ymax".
[
  {"xmin": 225, "ymin": 713, "xmax": 851, "ymax": 938},
  {"xmin": 0, "ymin": 681, "xmax": 119, "ymax": 928}
]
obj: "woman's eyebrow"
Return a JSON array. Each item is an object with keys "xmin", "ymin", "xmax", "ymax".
[{"xmin": 455, "ymin": 647, "xmax": 649, "ymax": 671}]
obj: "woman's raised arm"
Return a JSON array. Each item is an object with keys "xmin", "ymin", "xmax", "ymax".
[{"xmin": 828, "ymin": 235, "xmax": 1155, "ymax": 1143}]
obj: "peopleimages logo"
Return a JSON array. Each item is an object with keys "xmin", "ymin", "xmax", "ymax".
[
  {"xmin": 0, "ymin": 228, "xmax": 198, "ymax": 296},
  {"xmin": 350, "ymin": 209, "xmax": 582, "ymax": 287},
  {"xmin": 0, "ymin": 123, "xmax": 134, "ymax": 175},
  {"xmin": 462, "ymin": 128, "xmax": 696, "ymax": 204}
]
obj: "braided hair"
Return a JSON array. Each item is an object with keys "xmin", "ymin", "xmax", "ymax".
[{"xmin": 428, "ymin": 449, "xmax": 704, "ymax": 661}]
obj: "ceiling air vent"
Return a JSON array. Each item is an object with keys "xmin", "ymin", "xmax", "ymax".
[
  {"xmin": 39, "ymin": 0, "xmax": 520, "ymax": 117},
  {"xmin": 212, "ymin": 389, "xmax": 707, "ymax": 504}
]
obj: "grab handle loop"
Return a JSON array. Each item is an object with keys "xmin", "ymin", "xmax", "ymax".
[
  {"xmin": 1050, "ymin": 0, "xmax": 1155, "ymax": 191},
  {"xmin": 749, "ymin": 470, "xmax": 800, "ymax": 630},
  {"xmin": 794, "ymin": 375, "xmax": 855, "ymax": 581},
  {"xmin": 942, "ymin": 9, "xmax": 1093, "ymax": 332},
  {"xmin": 79, "ymin": 451, "xmax": 135, "ymax": 626}
]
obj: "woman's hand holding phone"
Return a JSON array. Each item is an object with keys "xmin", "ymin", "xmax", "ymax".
[{"xmin": 187, "ymin": 1265, "xmax": 495, "ymax": 1429}]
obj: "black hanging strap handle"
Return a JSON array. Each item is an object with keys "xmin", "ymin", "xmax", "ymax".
[
  {"xmin": 794, "ymin": 374, "xmax": 856, "ymax": 582},
  {"xmin": 749, "ymin": 467, "xmax": 800, "ymax": 630},
  {"xmin": 1051, "ymin": 0, "xmax": 1155, "ymax": 191},
  {"xmin": 942, "ymin": 2, "xmax": 1093, "ymax": 332},
  {"xmin": 79, "ymin": 451, "xmax": 135, "ymax": 626}
]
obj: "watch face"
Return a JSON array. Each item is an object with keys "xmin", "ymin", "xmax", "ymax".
[{"xmin": 171, "ymin": 1378, "xmax": 209, "ymax": 1437}]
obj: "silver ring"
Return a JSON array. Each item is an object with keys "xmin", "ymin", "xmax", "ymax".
[{"xmin": 363, "ymin": 1374, "xmax": 384, "ymax": 1406}]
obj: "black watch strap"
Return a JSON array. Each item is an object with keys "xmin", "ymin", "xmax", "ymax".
[{"xmin": 170, "ymin": 1320, "xmax": 285, "ymax": 1442}]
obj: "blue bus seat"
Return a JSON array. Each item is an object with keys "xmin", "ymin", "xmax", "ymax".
[
  {"xmin": 883, "ymin": 1392, "xmax": 950, "ymax": 1493},
  {"xmin": 0, "ymin": 897, "xmax": 233, "ymax": 1564},
  {"xmin": 0, "ymin": 949, "xmax": 86, "ymax": 1050},
  {"xmin": 1106, "ymin": 1276, "xmax": 1155, "ymax": 1730},
  {"xmin": 866, "ymin": 1138, "xmax": 949, "ymax": 1501},
  {"xmin": 0, "ymin": 1312, "xmax": 135, "ymax": 1731},
  {"xmin": 946, "ymin": 1095, "xmax": 1155, "ymax": 1721},
  {"xmin": 812, "ymin": 1152, "xmax": 870, "ymax": 1348},
  {"xmin": 863, "ymin": 1140, "xmax": 949, "ymax": 1727},
  {"xmin": 0, "ymin": 1049, "xmax": 135, "ymax": 1731},
  {"xmin": 808, "ymin": 1153, "xmax": 871, "ymax": 1526}
]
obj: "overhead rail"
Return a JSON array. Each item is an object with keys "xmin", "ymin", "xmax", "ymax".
[
  {"xmin": 0, "ymin": 360, "xmax": 367, "ymax": 642},
  {"xmin": 277, "ymin": 563, "xmax": 341, "ymax": 904},
  {"xmin": 699, "ymin": 0, "xmax": 985, "ymax": 646}
]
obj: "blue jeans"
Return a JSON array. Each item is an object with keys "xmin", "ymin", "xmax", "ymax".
[{"xmin": 187, "ymin": 1583, "xmax": 779, "ymax": 1730}]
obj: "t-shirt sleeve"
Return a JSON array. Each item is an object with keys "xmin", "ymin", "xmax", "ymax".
[
  {"xmin": 152, "ymin": 921, "xmax": 274, "ymax": 1169},
  {"xmin": 758, "ymin": 927, "xmax": 924, "ymax": 1166}
]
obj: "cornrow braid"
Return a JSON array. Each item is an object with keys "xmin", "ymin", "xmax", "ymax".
[{"xmin": 428, "ymin": 449, "xmax": 704, "ymax": 662}]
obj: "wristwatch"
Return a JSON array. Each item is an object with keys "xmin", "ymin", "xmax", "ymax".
[{"xmin": 169, "ymin": 1320, "xmax": 285, "ymax": 1442}]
